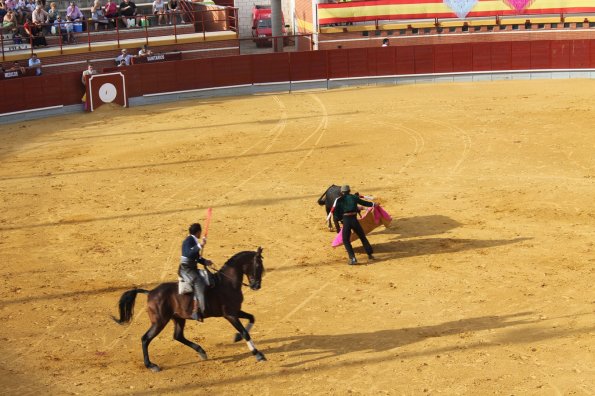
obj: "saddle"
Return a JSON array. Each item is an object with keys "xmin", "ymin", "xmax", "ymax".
[{"xmin": 178, "ymin": 269, "xmax": 215, "ymax": 295}]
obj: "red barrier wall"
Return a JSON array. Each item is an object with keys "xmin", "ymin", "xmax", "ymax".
[
  {"xmin": 2, "ymin": 39, "xmax": 595, "ymax": 116},
  {"xmin": 0, "ymin": 71, "xmax": 82, "ymax": 114}
]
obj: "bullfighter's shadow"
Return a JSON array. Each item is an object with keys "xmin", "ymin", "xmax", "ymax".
[
  {"xmin": 377, "ymin": 215, "xmax": 462, "ymax": 238},
  {"xmin": 352, "ymin": 236, "xmax": 531, "ymax": 261},
  {"xmin": 347, "ymin": 214, "xmax": 529, "ymax": 261}
]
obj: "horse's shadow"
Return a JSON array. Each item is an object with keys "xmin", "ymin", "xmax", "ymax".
[{"xmin": 213, "ymin": 312, "xmax": 538, "ymax": 366}]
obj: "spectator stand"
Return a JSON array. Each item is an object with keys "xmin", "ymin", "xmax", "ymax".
[{"xmin": 0, "ymin": 5, "xmax": 240, "ymax": 74}]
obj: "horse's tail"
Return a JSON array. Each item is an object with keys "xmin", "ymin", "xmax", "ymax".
[{"xmin": 113, "ymin": 288, "xmax": 150, "ymax": 324}]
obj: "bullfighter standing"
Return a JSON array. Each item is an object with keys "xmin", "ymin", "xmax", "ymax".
[{"xmin": 333, "ymin": 185, "xmax": 375, "ymax": 265}]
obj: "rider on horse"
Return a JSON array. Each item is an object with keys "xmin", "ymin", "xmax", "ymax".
[{"xmin": 178, "ymin": 223, "xmax": 213, "ymax": 321}]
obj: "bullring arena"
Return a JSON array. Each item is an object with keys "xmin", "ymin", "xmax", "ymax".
[{"xmin": 1, "ymin": 77, "xmax": 594, "ymax": 394}]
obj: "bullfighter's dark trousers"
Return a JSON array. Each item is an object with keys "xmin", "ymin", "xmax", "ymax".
[
  {"xmin": 178, "ymin": 265, "xmax": 207, "ymax": 313},
  {"xmin": 341, "ymin": 214, "xmax": 373, "ymax": 259}
]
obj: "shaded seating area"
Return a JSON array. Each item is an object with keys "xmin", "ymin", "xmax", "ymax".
[{"xmin": 1, "ymin": 2, "xmax": 238, "ymax": 59}]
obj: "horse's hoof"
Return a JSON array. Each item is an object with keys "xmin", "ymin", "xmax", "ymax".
[
  {"xmin": 255, "ymin": 353, "xmax": 267, "ymax": 362},
  {"xmin": 198, "ymin": 351, "xmax": 208, "ymax": 361},
  {"xmin": 148, "ymin": 364, "xmax": 161, "ymax": 372},
  {"xmin": 233, "ymin": 333, "xmax": 242, "ymax": 343}
]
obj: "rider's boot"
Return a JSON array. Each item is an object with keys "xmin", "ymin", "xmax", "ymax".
[{"xmin": 191, "ymin": 299, "xmax": 203, "ymax": 322}]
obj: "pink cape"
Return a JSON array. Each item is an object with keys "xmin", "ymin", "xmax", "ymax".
[{"xmin": 332, "ymin": 204, "xmax": 392, "ymax": 247}]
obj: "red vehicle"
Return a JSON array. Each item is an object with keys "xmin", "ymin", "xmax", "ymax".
[{"xmin": 251, "ymin": 5, "xmax": 288, "ymax": 47}]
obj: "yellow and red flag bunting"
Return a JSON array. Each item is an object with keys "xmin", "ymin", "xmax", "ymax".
[{"xmin": 318, "ymin": 0, "xmax": 595, "ymax": 24}]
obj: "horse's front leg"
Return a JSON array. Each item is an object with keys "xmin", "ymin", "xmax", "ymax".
[
  {"xmin": 233, "ymin": 310, "xmax": 255, "ymax": 343},
  {"xmin": 225, "ymin": 314, "xmax": 266, "ymax": 362}
]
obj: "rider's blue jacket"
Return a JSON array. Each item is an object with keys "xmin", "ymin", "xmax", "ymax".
[{"xmin": 180, "ymin": 235, "xmax": 208, "ymax": 270}]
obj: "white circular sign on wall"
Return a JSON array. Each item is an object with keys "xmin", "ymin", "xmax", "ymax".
[{"xmin": 98, "ymin": 83, "xmax": 118, "ymax": 103}]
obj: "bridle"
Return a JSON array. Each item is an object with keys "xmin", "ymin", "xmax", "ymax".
[{"xmin": 209, "ymin": 253, "xmax": 261, "ymax": 288}]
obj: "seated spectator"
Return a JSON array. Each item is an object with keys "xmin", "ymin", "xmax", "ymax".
[
  {"xmin": 66, "ymin": 1, "xmax": 82, "ymax": 22},
  {"xmin": 53, "ymin": 14, "xmax": 75, "ymax": 43},
  {"xmin": 91, "ymin": 0, "xmax": 108, "ymax": 30},
  {"xmin": 167, "ymin": 0, "xmax": 184, "ymax": 24},
  {"xmin": 381, "ymin": 38, "xmax": 389, "ymax": 47},
  {"xmin": 8, "ymin": 60, "xmax": 25, "ymax": 74},
  {"xmin": 119, "ymin": 0, "xmax": 137, "ymax": 28},
  {"xmin": 103, "ymin": 0, "xmax": 117, "ymax": 25},
  {"xmin": 0, "ymin": 1, "xmax": 7, "ymax": 23},
  {"xmin": 114, "ymin": 48, "xmax": 132, "ymax": 66},
  {"xmin": 25, "ymin": 0, "xmax": 35, "ymax": 15},
  {"xmin": 23, "ymin": 15, "xmax": 47, "ymax": 46},
  {"xmin": 4, "ymin": 0, "xmax": 14, "ymax": 12},
  {"xmin": 46, "ymin": 1, "xmax": 58, "ymax": 23},
  {"xmin": 14, "ymin": 0, "xmax": 26, "ymax": 24},
  {"xmin": 31, "ymin": 3, "xmax": 48, "ymax": 32},
  {"xmin": 152, "ymin": 0, "xmax": 166, "ymax": 25},
  {"xmin": 137, "ymin": 44, "xmax": 152, "ymax": 56},
  {"xmin": 2, "ymin": 9, "xmax": 16, "ymax": 30},
  {"xmin": 28, "ymin": 52, "xmax": 41, "ymax": 75}
]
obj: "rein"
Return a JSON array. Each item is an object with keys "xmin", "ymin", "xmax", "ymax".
[{"xmin": 209, "ymin": 264, "xmax": 250, "ymax": 287}]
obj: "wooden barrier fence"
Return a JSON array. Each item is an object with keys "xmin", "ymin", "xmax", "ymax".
[{"xmin": 2, "ymin": 39, "xmax": 595, "ymax": 115}]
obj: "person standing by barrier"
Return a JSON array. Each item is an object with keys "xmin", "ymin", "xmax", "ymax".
[
  {"xmin": 333, "ymin": 184, "xmax": 375, "ymax": 265},
  {"xmin": 28, "ymin": 53, "xmax": 42, "ymax": 75},
  {"xmin": 81, "ymin": 62, "xmax": 97, "ymax": 110},
  {"xmin": 81, "ymin": 62, "xmax": 97, "ymax": 85},
  {"xmin": 137, "ymin": 44, "xmax": 152, "ymax": 56},
  {"xmin": 114, "ymin": 48, "xmax": 132, "ymax": 66}
]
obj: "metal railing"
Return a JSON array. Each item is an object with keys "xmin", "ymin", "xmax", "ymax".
[{"xmin": 1, "ymin": 7, "xmax": 239, "ymax": 62}]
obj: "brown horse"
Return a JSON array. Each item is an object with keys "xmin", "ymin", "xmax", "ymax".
[{"xmin": 114, "ymin": 247, "xmax": 266, "ymax": 372}]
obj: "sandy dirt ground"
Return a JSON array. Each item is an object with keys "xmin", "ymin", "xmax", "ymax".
[{"xmin": 1, "ymin": 80, "xmax": 594, "ymax": 395}]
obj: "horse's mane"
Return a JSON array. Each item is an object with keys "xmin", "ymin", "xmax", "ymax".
[{"xmin": 221, "ymin": 250, "xmax": 257, "ymax": 269}]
